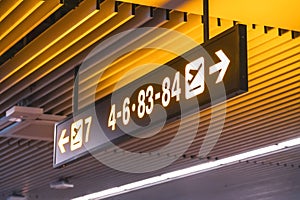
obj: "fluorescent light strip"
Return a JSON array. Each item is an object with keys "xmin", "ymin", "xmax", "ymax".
[{"xmin": 72, "ymin": 137, "xmax": 300, "ymax": 200}]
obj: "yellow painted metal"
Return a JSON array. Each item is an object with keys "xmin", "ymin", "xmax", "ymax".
[
  {"xmin": 0, "ymin": 0, "xmax": 62, "ymax": 55},
  {"xmin": 119, "ymin": 0, "xmax": 300, "ymax": 31},
  {"xmin": 78, "ymin": 11, "xmax": 186, "ymax": 88},
  {"xmin": 0, "ymin": 2, "xmax": 138, "ymax": 106},
  {"xmin": 247, "ymin": 28, "xmax": 278, "ymax": 50},
  {"xmin": 0, "ymin": 0, "xmax": 23, "ymax": 22},
  {"xmin": 77, "ymin": 11, "xmax": 188, "ymax": 107},
  {"xmin": 79, "ymin": 17, "xmax": 235, "ymax": 100},
  {"xmin": 249, "ymin": 52, "xmax": 300, "ymax": 82},
  {"xmin": 0, "ymin": 0, "xmax": 44, "ymax": 40},
  {"xmin": 248, "ymin": 38, "xmax": 300, "ymax": 67},
  {"xmin": 0, "ymin": 0, "xmax": 118, "ymax": 94},
  {"xmin": 0, "ymin": 0, "xmax": 99, "ymax": 84},
  {"xmin": 246, "ymin": 25, "xmax": 265, "ymax": 41},
  {"xmin": 249, "ymin": 41, "xmax": 300, "ymax": 71}
]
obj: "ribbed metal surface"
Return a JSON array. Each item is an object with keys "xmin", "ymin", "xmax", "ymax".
[
  {"xmin": 0, "ymin": 0, "xmax": 63, "ymax": 56},
  {"xmin": 0, "ymin": 0, "xmax": 299, "ymax": 199},
  {"xmin": 110, "ymin": 148, "xmax": 300, "ymax": 200}
]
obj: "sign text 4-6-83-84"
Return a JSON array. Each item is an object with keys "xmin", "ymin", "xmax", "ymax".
[{"xmin": 53, "ymin": 24, "xmax": 248, "ymax": 168}]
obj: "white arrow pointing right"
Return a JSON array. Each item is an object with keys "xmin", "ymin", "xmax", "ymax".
[
  {"xmin": 209, "ymin": 50, "xmax": 230, "ymax": 84},
  {"xmin": 58, "ymin": 129, "xmax": 69, "ymax": 154}
]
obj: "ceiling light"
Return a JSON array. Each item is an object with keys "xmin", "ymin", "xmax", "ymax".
[
  {"xmin": 72, "ymin": 136, "xmax": 300, "ymax": 200},
  {"xmin": 50, "ymin": 179, "xmax": 74, "ymax": 190},
  {"xmin": 7, "ymin": 117, "xmax": 22, "ymax": 122},
  {"xmin": 6, "ymin": 194, "xmax": 27, "ymax": 200}
]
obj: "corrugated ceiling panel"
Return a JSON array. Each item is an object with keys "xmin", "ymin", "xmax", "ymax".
[{"xmin": 0, "ymin": 2, "xmax": 299, "ymax": 199}]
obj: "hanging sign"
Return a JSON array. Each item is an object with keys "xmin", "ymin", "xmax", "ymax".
[{"xmin": 53, "ymin": 24, "xmax": 248, "ymax": 168}]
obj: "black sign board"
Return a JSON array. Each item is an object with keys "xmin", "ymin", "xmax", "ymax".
[{"xmin": 53, "ymin": 24, "xmax": 248, "ymax": 168}]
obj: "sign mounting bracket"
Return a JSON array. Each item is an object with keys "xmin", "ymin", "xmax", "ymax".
[{"xmin": 203, "ymin": 0, "xmax": 209, "ymax": 42}]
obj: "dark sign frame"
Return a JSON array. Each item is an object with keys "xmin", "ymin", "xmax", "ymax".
[{"xmin": 53, "ymin": 24, "xmax": 248, "ymax": 168}]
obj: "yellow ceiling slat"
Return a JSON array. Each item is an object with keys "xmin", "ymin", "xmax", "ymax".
[
  {"xmin": 136, "ymin": 95, "xmax": 300, "ymax": 155},
  {"xmin": 15, "ymin": 3, "xmax": 136, "ymax": 112},
  {"xmin": 117, "ymin": 77, "xmax": 299, "ymax": 133},
  {"xmin": 229, "ymin": 75, "xmax": 299, "ymax": 112},
  {"xmin": 106, "ymin": 10, "xmax": 186, "ymax": 62},
  {"xmin": 188, "ymin": 99, "xmax": 300, "ymax": 146},
  {"xmin": 248, "ymin": 31, "xmax": 292, "ymax": 61},
  {"xmin": 224, "ymin": 107, "xmax": 299, "ymax": 143},
  {"xmin": 229, "ymin": 86, "xmax": 299, "ymax": 120},
  {"xmin": 121, "ymin": 97, "xmax": 300, "ymax": 154},
  {"xmin": 120, "ymin": 0, "xmax": 300, "ymax": 32},
  {"xmin": 0, "ymin": 11, "xmax": 295, "ymax": 187},
  {"xmin": 19, "ymin": 6, "xmax": 159, "ymax": 113},
  {"xmin": 0, "ymin": 0, "xmax": 23, "ymax": 22},
  {"xmin": 217, "ymin": 115, "xmax": 300, "ymax": 146},
  {"xmin": 246, "ymin": 25, "xmax": 265, "ymax": 41},
  {"xmin": 209, "ymin": 18, "xmax": 234, "ymax": 38},
  {"xmin": 197, "ymin": 78, "xmax": 300, "ymax": 132},
  {"xmin": 0, "ymin": 0, "xmax": 44, "ymax": 40},
  {"xmin": 0, "ymin": 0, "xmax": 63, "ymax": 56},
  {"xmin": 224, "ymin": 104, "xmax": 300, "ymax": 136},
  {"xmin": 0, "ymin": 0, "xmax": 118, "ymax": 94},
  {"xmin": 185, "ymin": 70, "xmax": 300, "ymax": 123},
  {"xmin": 74, "ymin": 9, "xmax": 169, "ymax": 86},
  {"xmin": 249, "ymin": 55, "xmax": 300, "ymax": 84},
  {"xmin": 212, "ymin": 124, "xmax": 300, "ymax": 159},
  {"xmin": 0, "ymin": 0, "xmax": 99, "ymax": 84},
  {"xmin": 75, "ymin": 24, "xmax": 299, "ymax": 110},
  {"xmin": 249, "ymin": 38, "xmax": 299, "ymax": 68},
  {"xmin": 78, "ymin": 13, "xmax": 197, "ymax": 106},
  {"xmin": 250, "ymin": 66, "xmax": 300, "ymax": 89},
  {"xmin": 80, "ymin": 17, "xmax": 235, "ymax": 102},
  {"xmin": 0, "ymin": 4, "xmax": 152, "ymax": 109},
  {"xmin": 203, "ymin": 100, "xmax": 299, "ymax": 145},
  {"xmin": 36, "ymin": 5, "xmax": 149, "ymax": 86},
  {"xmin": 79, "ymin": 24, "xmax": 298, "ymax": 108},
  {"xmin": 77, "ymin": 11, "xmax": 186, "ymax": 94},
  {"xmin": 247, "ymin": 28, "xmax": 278, "ymax": 50}
]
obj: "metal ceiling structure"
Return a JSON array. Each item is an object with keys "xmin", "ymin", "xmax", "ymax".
[{"xmin": 0, "ymin": 0, "xmax": 299, "ymax": 199}]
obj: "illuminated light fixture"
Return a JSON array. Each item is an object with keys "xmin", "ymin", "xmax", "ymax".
[
  {"xmin": 6, "ymin": 194, "xmax": 27, "ymax": 200},
  {"xmin": 50, "ymin": 179, "xmax": 74, "ymax": 189},
  {"xmin": 8, "ymin": 117, "xmax": 22, "ymax": 123},
  {"xmin": 1, "ymin": 106, "xmax": 65, "ymax": 140},
  {"xmin": 0, "ymin": 0, "xmax": 23, "ymax": 22},
  {"xmin": 0, "ymin": 0, "xmax": 44, "ymax": 40},
  {"xmin": 0, "ymin": 0, "xmax": 99, "ymax": 83},
  {"xmin": 72, "ymin": 137, "xmax": 300, "ymax": 200},
  {"xmin": 0, "ymin": 0, "xmax": 63, "ymax": 56}
]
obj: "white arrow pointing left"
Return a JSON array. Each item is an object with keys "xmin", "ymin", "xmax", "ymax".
[
  {"xmin": 58, "ymin": 129, "xmax": 69, "ymax": 154},
  {"xmin": 209, "ymin": 50, "xmax": 230, "ymax": 83}
]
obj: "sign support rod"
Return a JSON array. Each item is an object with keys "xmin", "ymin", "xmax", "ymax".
[
  {"xmin": 73, "ymin": 66, "xmax": 79, "ymax": 114},
  {"xmin": 203, "ymin": 0, "xmax": 209, "ymax": 42}
]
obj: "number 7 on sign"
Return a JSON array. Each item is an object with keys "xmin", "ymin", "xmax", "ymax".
[
  {"xmin": 70, "ymin": 116, "xmax": 93, "ymax": 151},
  {"xmin": 185, "ymin": 57, "xmax": 205, "ymax": 99}
]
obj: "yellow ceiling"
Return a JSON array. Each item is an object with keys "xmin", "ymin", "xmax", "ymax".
[{"xmin": 119, "ymin": 0, "xmax": 300, "ymax": 31}]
